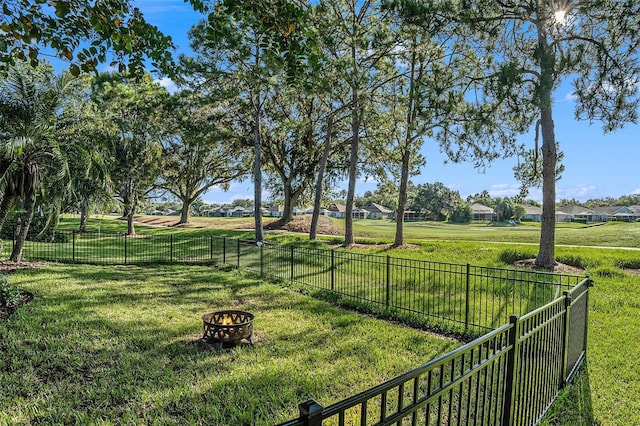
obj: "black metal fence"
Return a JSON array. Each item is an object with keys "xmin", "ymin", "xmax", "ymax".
[
  {"xmin": 281, "ymin": 278, "xmax": 592, "ymax": 426},
  {"xmin": 12, "ymin": 231, "xmax": 591, "ymax": 425},
  {"xmin": 14, "ymin": 232, "xmax": 583, "ymax": 333}
]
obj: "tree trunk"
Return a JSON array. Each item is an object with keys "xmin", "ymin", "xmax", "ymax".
[
  {"xmin": 535, "ymin": 33, "xmax": 557, "ymax": 270},
  {"xmin": 10, "ymin": 196, "xmax": 35, "ymax": 262},
  {"xmin": 127, "ymin": 204, "xmax": 136, "ymax": 236},
  {"xmin": 0, "ymin": 195, "xmax": 16, "ymax": 231},
  {"xmin": 344, "ymin": 92, "xmax": 359, "ymax": 247},
  {"xmin": 536, "ymin": 105, "xmax": 557, "ymax": 269},
  {"xmin": 253, "ymin": 105, "xmax": 264, "ymax": 243},
  {"xmin": 79, "ymin": 199, "xmax": 88, "ymax": 232},
  {"xmin": 272, "ymin": 185, "xmax": 295, "ymax": 228},
  {"xmin": 310, "ymin": 114, "xmax": 334, "ymax": 240},
  {"xmin": 393, "ymin": 148, "xmax": 411, "ymax": 247},
  {"xmin": 178, "ymin": 198, "xmax": 191, "ymax": 225}
]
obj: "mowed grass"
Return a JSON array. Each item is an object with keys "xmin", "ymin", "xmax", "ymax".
[
  {"xmin": 348, "ymin": 218, "xmax": 640, "ymax": 248},
  {"xmin": 0, "ymin": 263, "xmax": 458, "ymax": 425},
  {"xmin": 5, "ymin": 215, "xmax": 640, "ymax": 424}
]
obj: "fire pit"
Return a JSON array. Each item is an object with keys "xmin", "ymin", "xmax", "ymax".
[{"xmin": 202, "ymin": 310, "xmax": 254, "ymax": 348}]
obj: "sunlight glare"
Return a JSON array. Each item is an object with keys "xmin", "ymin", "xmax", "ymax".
[{"xmin": 554, "ymin": 9, "xmax": 567, "ymax": 25}]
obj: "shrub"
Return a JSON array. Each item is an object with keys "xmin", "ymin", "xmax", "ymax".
[
  {"xmin": 556, "ymin": 254, "xmax": 588, "ymax": 269},
  {"xmin": 499, "ymin": 249, "xmax": 537, "ymax": 264},
  {"xmin": 0, "ymin": 275, "xmax": 20, "ymax": 308},
  {"xmin": 0, "ymin": 210, "xmax": 68, "ymax": 243},
  {"xmin": 593, "ymin": 267, "xmax": 625, "ymax": 279},
  {"xmin": 614, "ymin": 259, "xmax": 640, "ymax": 269}
]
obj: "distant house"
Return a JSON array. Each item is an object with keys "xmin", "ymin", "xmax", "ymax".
[
  {"xmin": 554, "ymin": 211, "xmax": 572, "ymax": 223},
  {"xmin": 302, "ymin": 207, "xmax": 329, "ymax": 216},
  {"xmin": 556, "ymin": 205, "xmax": 608, "ymax": 222},
  {"xmin": 471, "ymin": 203, "xmax": 496, "ymax": 221},
  {"xmin": 327, "ymin": 204, "xmax": 347, "ymax": 218},
  {"xmin": 363, "ymin": 203, "xmax": 394, "ymax": 220},
  {"xmin": 230, "ymin": 206, "xmax": 246, "ymax": 217},
  {"xmin": 268, "ymin": 206, "xmax": 284, "ymax": 217},
  {"xmin": 403, "ymin": 210, "xmax": 419, "ymax": 221},
  {"xmin": 522, "ymin": 204, "xmax": 542, "ymax": 222},
  {"xmin": 352, "ymin": 207, "xmax": 369, "ymax": 219},
  {"xmin": 601, "ymin": 205, "xmax": 640, "ymax": 222}
]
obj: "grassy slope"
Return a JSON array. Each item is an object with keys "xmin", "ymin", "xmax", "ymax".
[
  {"xmin": 1, "ymin": 264, "xmax": 458, "ymax": 425},
  {"xmin": 8, "ymin": 215, "xmax": 640, "ymax": 424}
]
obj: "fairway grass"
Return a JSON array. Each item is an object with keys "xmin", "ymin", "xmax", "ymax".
[{"xmin": 0, "ymin": 264, "xmax": 458, "ymax": 425}]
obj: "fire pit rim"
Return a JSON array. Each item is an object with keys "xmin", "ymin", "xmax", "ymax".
[
  {"xmin": 201, "ymin": 309, "xmax": 255, "ymax": 348},
  {"xmin": 202, "ymin": 309, "xmax": 254, "ymax": 326}
]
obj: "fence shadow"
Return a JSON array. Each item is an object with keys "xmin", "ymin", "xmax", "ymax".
[{"xmin": 541, "ymin": 363, "xmax": 597, "ymax": 425}]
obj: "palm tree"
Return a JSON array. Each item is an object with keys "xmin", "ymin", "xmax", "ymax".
[{"xmin": 0, "ymin": 63, "xmax": 70, "ymax": 261}]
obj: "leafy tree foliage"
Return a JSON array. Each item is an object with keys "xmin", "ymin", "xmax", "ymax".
[
  {"xmin": 440, "ymin": 0, "xmax": 639, "ymax": 269},
  {"xmin": 0, "ymin": 62, "xmax": 71, "ymax": 260},
  {"xmin": 0, "ymin": 0, "xmax": 197, "ymax": 75},
  {"xmin": 91, "ymin": 73, "xmax": 166, "ymax": 235},
  {"xmin": 159, "ymin": 93, "xmax": 249, "ymax": 224},
  {"xmin": 410, "ymin": 182, "xmax": 463, "ymax": 221}
]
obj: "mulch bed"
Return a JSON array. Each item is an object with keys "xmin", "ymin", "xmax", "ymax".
[{"xmin": 513, "ymin": 258, "xmax": 585, "ymax": 274}]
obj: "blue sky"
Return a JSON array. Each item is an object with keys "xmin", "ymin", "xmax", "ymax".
[{"xmin": 119, "ymin": 1, "xmax": 640, "ymax": 205}]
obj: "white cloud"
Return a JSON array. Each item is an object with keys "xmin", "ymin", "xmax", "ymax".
[
  {"xmin": 488, "ymin": 183, "xmax": 520, "ymax": 198},
  {"xmin": 556, "ymin": 184, "xmax": 597, "ymax": 201},
  {"xmin": 154, "ymin": 77, "xmax": 179, "ymax": 94},
  {"xmin": 563, "ymin": 91, "xmax": 578, "ymax": 102}
]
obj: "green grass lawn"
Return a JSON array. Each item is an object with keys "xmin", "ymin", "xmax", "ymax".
[
  {"xmin": 0, "ymin": 263, "xmax": 458, "ymax": 425},
  {"xmin": 3, "ymin": 215, "xmax": 639, "ymax": 424}
]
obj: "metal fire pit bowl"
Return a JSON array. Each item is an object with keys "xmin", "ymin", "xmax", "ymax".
[{"xmin": 202, "ymin": 310, "xmax": 254, "ymax": 348}]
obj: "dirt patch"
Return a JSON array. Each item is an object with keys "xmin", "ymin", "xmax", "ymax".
[
  {"xmin": 622, "ymin": 268, "xmax": 640, "ymax": 276},
  {"xmin": 0, "ymin": 261, "xmax": 45, "ymax": 272},
  {"xmin": 264, "ymin": 215, "xmax": 342, "ymax": 236},
  {"xmin": 333, "ymin": 243, "xmax": 421, "ymax": 250},
  {"xmin": 513, "ymin": 258, "xmax": 585, "ymax": 274}
]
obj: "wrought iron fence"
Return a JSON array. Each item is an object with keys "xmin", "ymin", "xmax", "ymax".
[
  {"xmin": 13, "ymin": 231, "xmax": 591, "ymax": 425},
  {"xmin": 281, "ymin": 278, "xmax": 592, "ymax": 426},
  {"xmin": 15, "ymin": 232, "xmax": 583, "ymax": 334}
]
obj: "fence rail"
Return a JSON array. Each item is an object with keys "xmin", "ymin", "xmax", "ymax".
[
  {"xmin": 281, "ymin": 278, "xmax": 591, "ymax": 426},
  {"xmin": 12, "ymin": 231, "xmax": 591, "ymax": 425}
]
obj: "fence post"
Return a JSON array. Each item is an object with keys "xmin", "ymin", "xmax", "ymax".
[
  {"xmin": 72, "ymin": 230, "xmax": 76, "ymax": 262},
  {"xmin": 331, "ymin": 249, "xmax": 335, "ymax": 291},
  {"xmin": 298, "ymin": 399, "xmax": 323, "ymax": 426},
  {"xmin": 210, "ymin": 236, "xmax": 213, "ymax": 261},
  {"xmin": 237, "ymin": 238, "xmax": 240, "ymax": 267},
  {"xmin": 170, "ymin": 234, "xmax": 174, "ymax": 263},
  {"xmin": 223, "ymin": 237, "xmax": 226, "ymax": 264},
  {"xmin": 290, "ymin": 246, "xmax": 294, "ymax": 281},
  {"xmin": 386, "ymin": 255, "xmax": 391, "ymax": 308},
  {"xmin": 124, "ymin": 234, "xmax": 128, "ymax": 265},
  {"xmin": 465, "ymin": 263, "xmax": 471, "ymax": 330},
  {"xmin": 560, "ymin": 290, "xmax": 572, "ymax": 388},
  {"xmin": 260, "ymin": 243, "xmax": 264, "ymax": 277},
  {"xmin": 501, "ymin": 315, "xmax": 520, "ymax": 426}
]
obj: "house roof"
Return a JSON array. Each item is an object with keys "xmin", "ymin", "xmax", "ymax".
[
  {"xmin": 364, "ymin": 203, "xmax": 393, "ymax": 213},
  {"xmin": 470, "ymin": 203, "xmax": 495, "ymax": 214},
  {"xmin": 328, "ymin": 204, "xmax": 347, "ymax": 212},
  {"xmin": 523, "ymin": 203, "xmax": 542, "ymax": 215}
]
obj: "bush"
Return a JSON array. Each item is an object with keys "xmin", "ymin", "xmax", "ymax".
[
  {"xmin": 499, "ymin": 249, "xmax": 537, "ymax": 264},
  {"xmin": 0, "ymin": 275, "xmax": 20, "ymax": 308},
  {"xmin": 614, "ymin": 259, "xmax": 640, "ymax": 269},
  {"xmin": 556, "ymin": 254, "xmax": 589, "ymax": 269},
  {"xmin": 593, "ymin": 267, "xmax": 625, "ymax": 279},
  {"xmin": 0, "ymin": 210, "xmax": 68, "ymax": 243}
]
